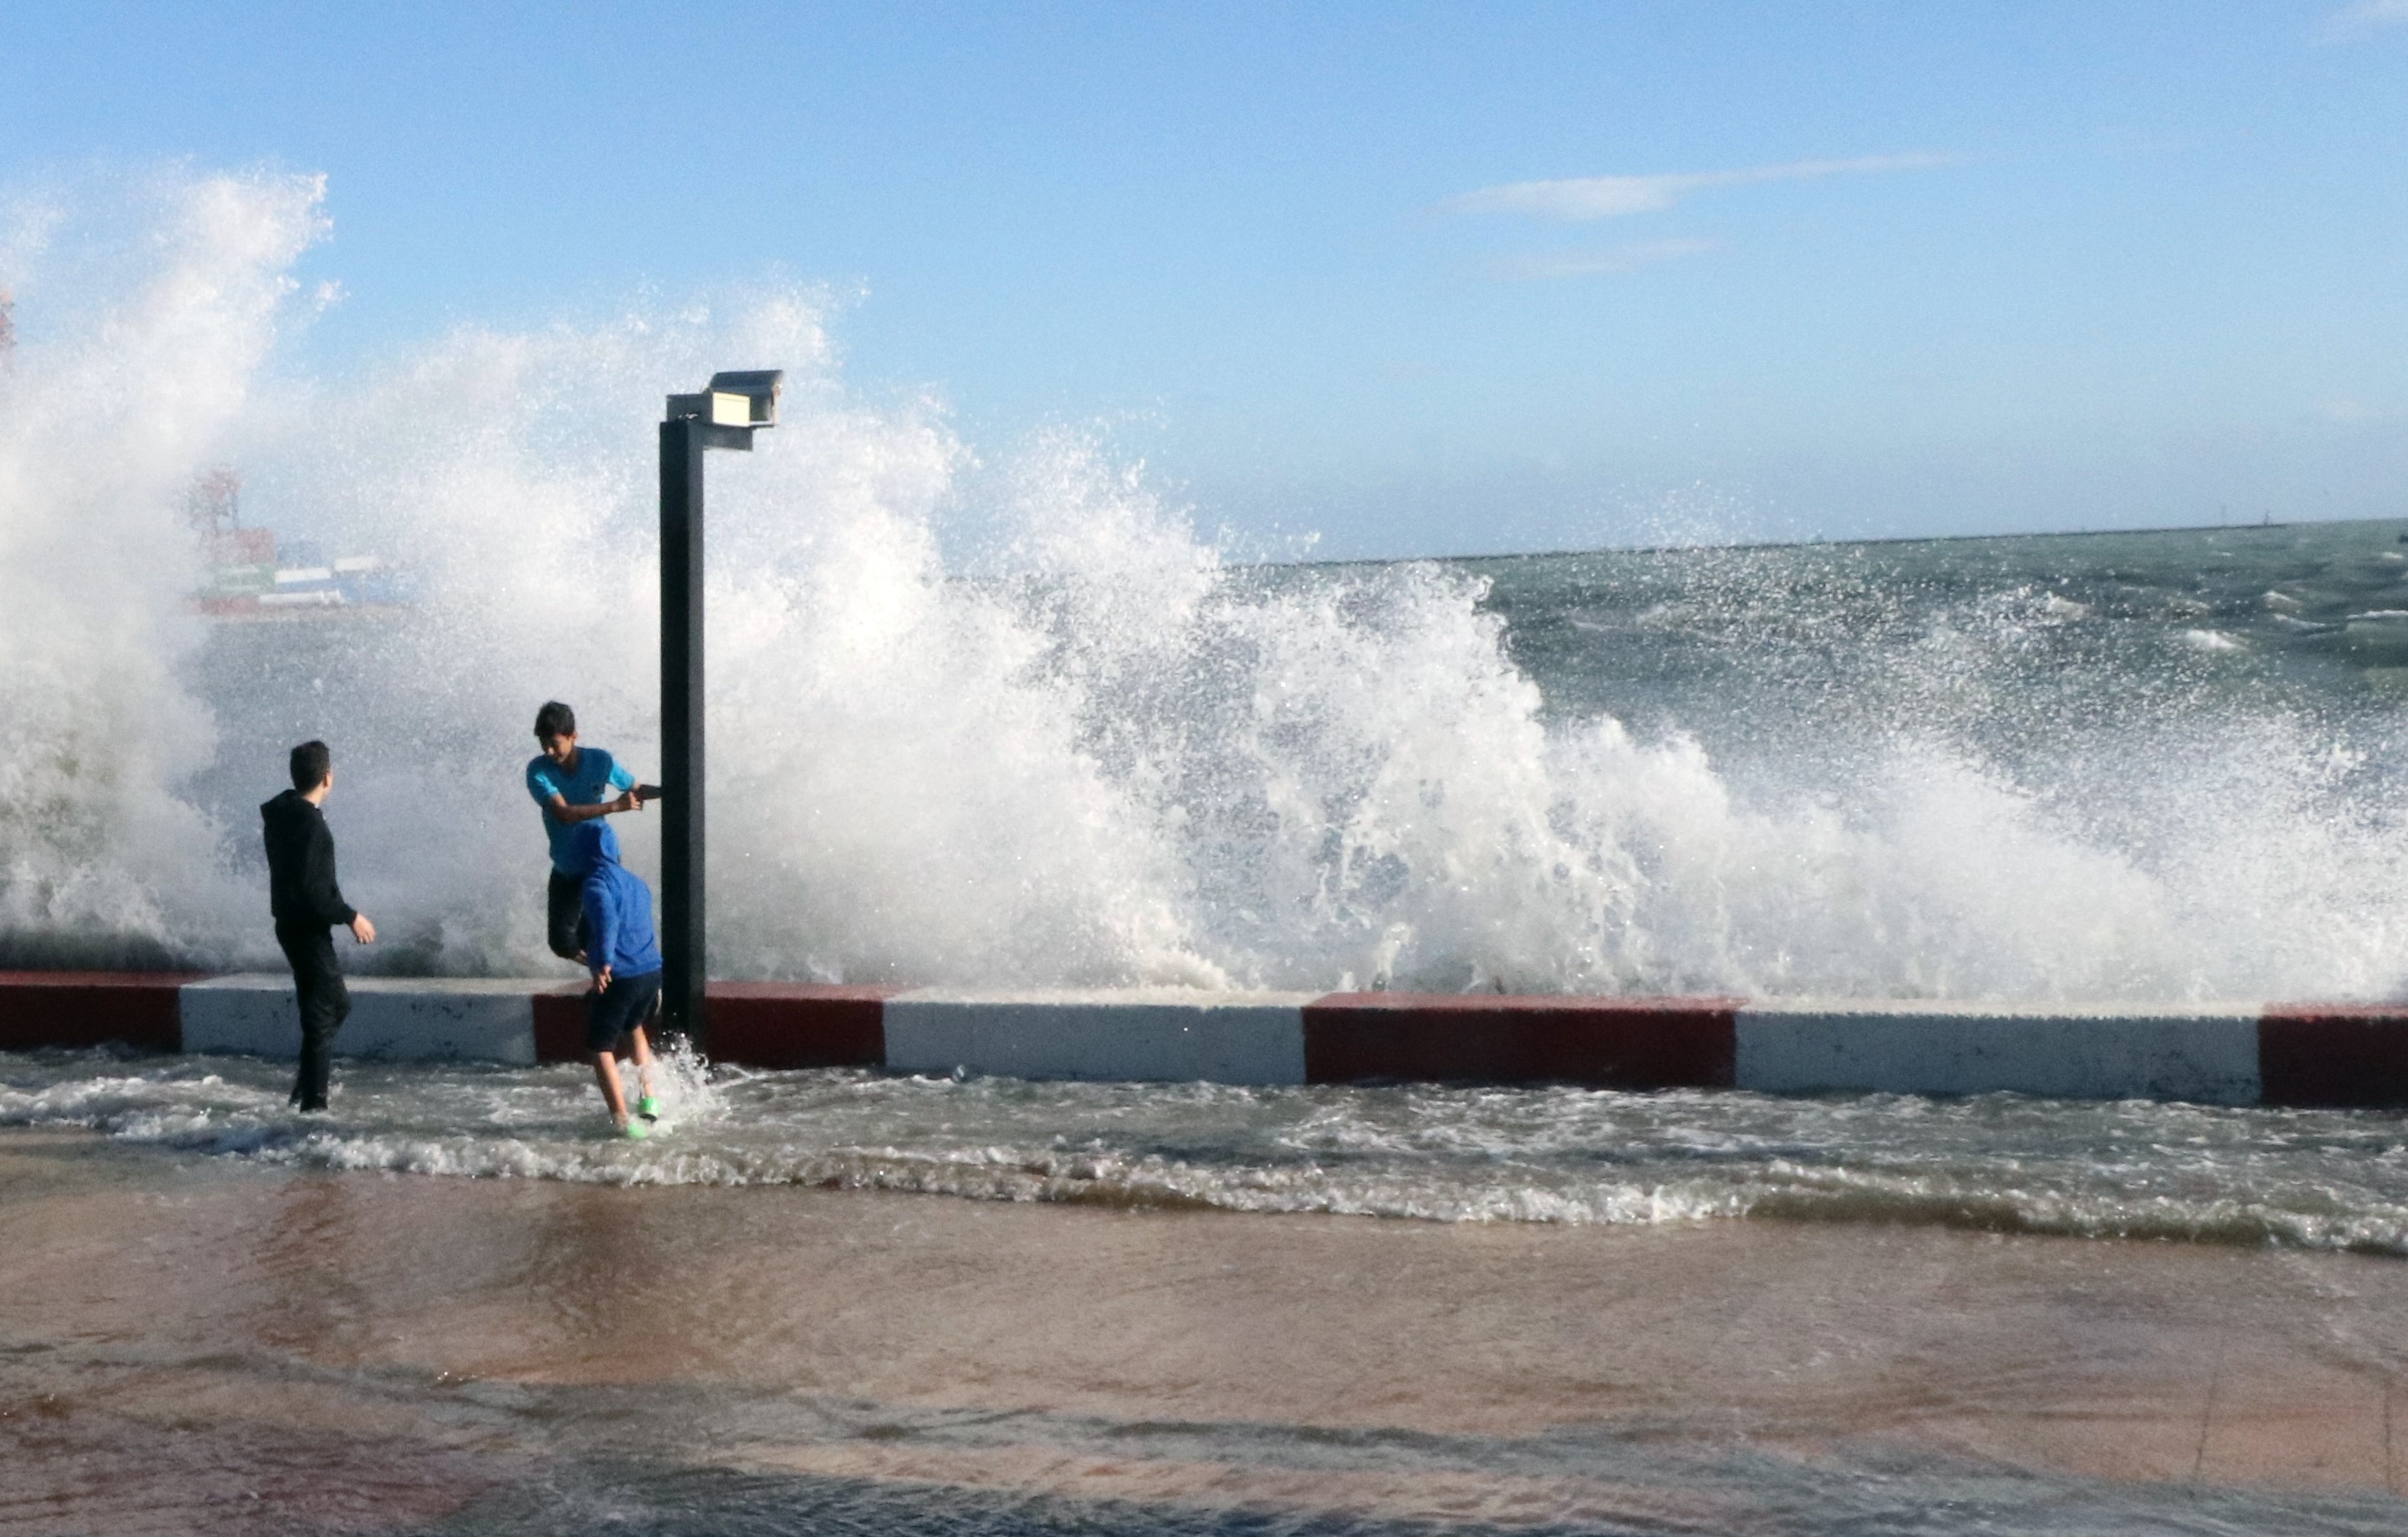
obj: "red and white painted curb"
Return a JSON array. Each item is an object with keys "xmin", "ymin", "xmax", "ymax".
[
  {"xmin": 0, "ymin": 971, "xmax": 201, "ymax": 1055},
  {"xmin": 4, "ymin": 971, "xmax": 2408, "ymax": 1106}
]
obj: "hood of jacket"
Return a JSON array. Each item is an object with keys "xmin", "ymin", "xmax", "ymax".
[
  {"xmin": 260, "ymin": 787, "xmax": 317, "ymax": 830},
  {"xmin": 567, "ymin": 819, "xmax": 622, "ymax": 877}
]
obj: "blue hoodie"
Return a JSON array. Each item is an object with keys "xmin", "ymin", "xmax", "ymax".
[{"xmin": 568, "ymin": 822, "xmax": 663, "ymax": 981}]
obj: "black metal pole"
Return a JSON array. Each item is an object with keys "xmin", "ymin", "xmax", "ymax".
[{"xmin": 659, "ymin": 417, "xmax": 707, "ymax": 1050}]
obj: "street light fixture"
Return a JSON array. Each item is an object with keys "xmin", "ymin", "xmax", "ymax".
[
  {"xmin": 666, "ymin": 370, "xmax": 783, "ymax": 431},
  {"xmin": 659, "ymin": 368, "xmax": 782, "ymax": 1051}
]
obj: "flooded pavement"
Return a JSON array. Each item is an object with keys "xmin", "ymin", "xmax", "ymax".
[{"xmin": 6, "ymin": 1126, "xmax": 2408, "ymax": 1534}]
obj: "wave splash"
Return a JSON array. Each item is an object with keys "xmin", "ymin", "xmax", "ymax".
[
  {"xmin": 1, "ymin": 167, "xmax": 2404, "ymax": 1000},
  {"xmin": 0, "ymin": 171, "xmax": 325, "ymax": 965}
]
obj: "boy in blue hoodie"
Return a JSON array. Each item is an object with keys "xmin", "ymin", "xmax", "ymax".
[{"xmin": 568, "ymin": 820, "xmax": 664, "ymax": 1139}]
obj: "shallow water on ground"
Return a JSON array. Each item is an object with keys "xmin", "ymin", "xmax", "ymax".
[
  {"xmin": 7, "ymin": 1124, "xmax": 2408, "ymax": 1536},
  {"xmin": 13, "ymin": 1047, "xmax": 2408, "ymax": 1253},
  {"xmin": 20, "ymin": 963, "xmax": 2408, "ymax": 1536}
]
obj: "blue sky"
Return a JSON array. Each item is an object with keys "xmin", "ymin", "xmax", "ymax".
[{"xmin": 4, "ymin": 1, "xmax": 2406, "ymax": 557}]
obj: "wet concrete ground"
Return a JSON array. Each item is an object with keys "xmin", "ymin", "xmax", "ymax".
[{"xmin": 4, "ymin": 1126, "xmax": 2407, "ymax": 1533}]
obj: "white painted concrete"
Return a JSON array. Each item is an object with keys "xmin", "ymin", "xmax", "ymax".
[
  {"xmin": 1734, "ymin": 998, "xmax": 2264, "ymax": 1105},
  {"xmin": 884, "ymin": 989, "xmax": 1314, "ymax": 1085},
  {"xmin": 180, "ymin": 974, "xmax": 541, "ymax": 1066}
]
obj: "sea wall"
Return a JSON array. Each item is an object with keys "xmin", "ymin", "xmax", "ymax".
[{"xmin": 6, "ymin": 971, "xmax": 2408, "ymax": 1107}]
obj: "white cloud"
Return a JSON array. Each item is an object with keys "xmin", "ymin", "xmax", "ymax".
[
  {"xmin": 2323, "ymin": 0, "xmax": 2408, "ymax": 37},
  {"xmin": 1444, "ymin": 153, "xmax": 1956, "ymax": 222},
  {"xmin": 1486, "ymin": 238, "xmax": 1721, "ymax": 281}
]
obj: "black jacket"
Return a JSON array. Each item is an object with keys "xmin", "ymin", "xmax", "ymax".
[{"xmin": 261, "ymin": 790, "xmax": 358, "ymax": 929}]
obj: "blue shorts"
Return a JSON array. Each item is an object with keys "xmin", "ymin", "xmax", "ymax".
[{"xmin": 587, "ymin": 969, "xmax": 663, "ymax": 1053}]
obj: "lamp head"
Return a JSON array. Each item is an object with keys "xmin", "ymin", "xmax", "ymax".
[
  {"xmin": 665, "ymin": 369, "xmax": 783, "ymax": 430},
  {"xmin": 706, "ymin": 371, "xmax": 782, "ymax": 427}
]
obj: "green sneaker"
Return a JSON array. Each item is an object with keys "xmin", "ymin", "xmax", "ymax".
[
  {"xmin": 622, "ymin": 1119, "xmax": 651, "ymax": 1141},
  {"xmin": 636, "ymin": 1095, "xmax": 661, "ymax": 1122}
]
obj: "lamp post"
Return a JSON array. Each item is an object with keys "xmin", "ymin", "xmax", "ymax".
[{"xmin": 659, "ymin": 369, "xmax": 782, "ymax": 1052}]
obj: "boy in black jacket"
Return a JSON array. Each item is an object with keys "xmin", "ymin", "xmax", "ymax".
[{"xmin": 261, "ymin": 741, "xmax": 376, "ymax": 1111}]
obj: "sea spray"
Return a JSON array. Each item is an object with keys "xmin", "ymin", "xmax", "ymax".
[
  {"xmin": 4, "ymin": 166, "xmax": 2408, "ymax": 1000},
  {"xmin": 0, "ymin": 171, "xmax": 326, "ymax": 966}
]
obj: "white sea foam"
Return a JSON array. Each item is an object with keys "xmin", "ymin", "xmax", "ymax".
[
  {"xmin": 0, "ymin": 171, "xmax": 325, "ymax": 966},
  {"xmin": 3, "ymin": 167, "xmax": 2408, "ymax": 1001},
  {"xmin": 12, "ymin": 1051, "xmax": 2408, "ymax": 1251}
]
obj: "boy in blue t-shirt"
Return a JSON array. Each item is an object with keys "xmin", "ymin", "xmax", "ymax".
[{"xmin": 526, "ymin": 700, "xmax": 651, "ymax": 961}]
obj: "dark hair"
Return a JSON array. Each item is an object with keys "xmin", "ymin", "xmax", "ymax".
[
  {"xmin": 534, "ymin": 701, "xmax": 576, "ymax": 741},
  {"xmin": 289, "ymin": 740, "xmax": 332, "ymax": 792}
]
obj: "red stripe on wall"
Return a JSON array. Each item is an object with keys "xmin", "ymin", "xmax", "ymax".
[
  {"xmin": 531, "ymin": 986, "xmax": 595, "ymax": 1064},
  {"xmin": 0, "ymin": 971, "xmax": 205, "ymax": 1053},
  {"xmin": 2259, "ymin": 1006, "xmax": 2408, "ymax": 1108},
  {"xmin": 706, "ymin": 984, "xmax": 892, "ymax": 1069},
  {"xmin": 1302, "ymin": 993, "xmax": 1740, "ymax": 1090},
  {"xmin": 533, "ymin": 982, "xmax": 894, "ymax": 1068}
]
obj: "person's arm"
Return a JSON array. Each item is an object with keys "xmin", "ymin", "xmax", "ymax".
[
  {"xmin": 605, "ymin": 761, "xmax": 648, "ymax": 808},
  {"xmin": 545, "ymin": 791, "xmax": 637, "ymax": 823},
  {"xmin": 305, "ymin": 818, "xmax": 375, "ymax": 942},
  {"xmin": 585, "ymin": 876, "xmax": 620, "ymax": 987},
  {"xmin": 304, "ymin": 817, "xmax": 358, "ymax": 929},
  {"xmin": 529, "ymin": 758, "xmax": 639, "ymax": 825}
]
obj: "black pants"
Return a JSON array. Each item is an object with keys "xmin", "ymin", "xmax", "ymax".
[
  {"xmin": 275, "ymin": 922, "xmax": 350, "ymax": 1111},
  {"xmin": 587, "ymin": 968, "xmax": 664, "ymax": 1053},
  {"xmin": 547, "ymin": 870, "xmax": 590, "ymax": 961}
]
